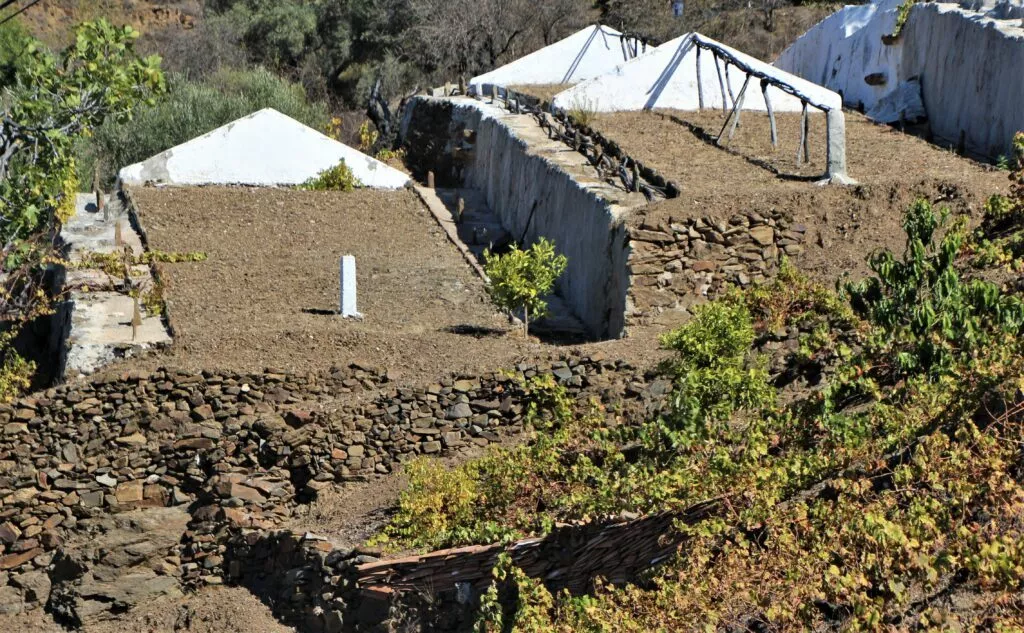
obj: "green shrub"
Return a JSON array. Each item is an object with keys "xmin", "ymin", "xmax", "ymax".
[
  {"xmin": 845, "ymin": 198, "xmax": 1024, "ymax": 380},
  {"xmin": 657, "ymin": 301, "xmax": 775, "ymax": 451},
  {"xmin": 892, "ymin": 0, "xmax": 917, "ymax": 36},
  {"xmin": 0, "ymin": 20, "xmax": 32, "ymax": 88},
  {"xmin": 483, "ymin": 237, "xmax": 568, "ymax": 337},
  {"xmin": 299, "ymin": 159, "xmax": 362, "ymax": 191},
  {"xmin": 374, "ymin": 375, "xmax": 605, "ymax": 551},
  {"xmin": 77, "ymin": 67, "xmax": 330, "ymax": 185},
  {"xmin": 0, "ymin": 332, "xmax": 34, "ymax": 404},
  {"xmin": 373, "ymin": 186, "xmax": 1024, "ymax": 631}
]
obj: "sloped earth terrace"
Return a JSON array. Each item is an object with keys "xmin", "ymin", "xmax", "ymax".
[
  {"xmin": 107, "ymin": 100, "xmax": 1007, "ymax": 383},
  {"xmin": 122, "ymin": 186, "xmax": 528, "ymax": 381}
]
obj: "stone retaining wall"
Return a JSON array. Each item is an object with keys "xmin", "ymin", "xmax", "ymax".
[
  {"xmin": 400, "ymin": 95, "xmax": 812, "ymax": 336},
  {"xmin": 400, "ymin": 96, "xmax": 636, "ymax": 340},
  {"xmin": 626, "ymin": 209, "xmax": 807, "ymax": 324},
  {"xmin": 0, "ymin": 356, "xmax": 650, "ymax": 618}
]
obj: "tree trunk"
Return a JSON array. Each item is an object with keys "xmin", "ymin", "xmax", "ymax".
[{"xmin": 523, "ymin": 304, "xmax": 529, "ymax": 339}]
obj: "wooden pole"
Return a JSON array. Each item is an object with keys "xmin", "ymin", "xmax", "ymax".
[
  {"xmin": 723, "ymin": 62, "xmax": 736, "ymax": 107},
  {"xmin": 713, "ymin": 52, "xmax": 728, "ymax": 114},
  {"xmin": 797, "ymin": 101, "xmax": 809, "ymax": 165},
  {"xmin": 762, "ymin": 79, "xmax": 778, "ymax": 149},
  {"xmin": 696, "ymin": 47, "xmax": 704, "ymax": 110},
  {"xmin": 131, "ymin": 294, "xmax": 142, "ymax": 341},
  {"xmin": 718, "ymin": 74, "xmax": 751, "ymax": 147}
]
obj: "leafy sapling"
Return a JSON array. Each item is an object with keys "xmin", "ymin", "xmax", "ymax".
[{"xmin": 483, "ymin": 237, "xmax": 567, "ymax": 338}]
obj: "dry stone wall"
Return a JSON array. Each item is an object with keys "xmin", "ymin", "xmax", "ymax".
[
  {"xmin": 626, "ymin": 209, "xmax": 808, "ymax": 324},
  {"xmin": 401, "ymin": 95, "xmax": 813, "ymax": 337},
  {"xmin": 0, "ymin": 356, "xmax": 653, "ymax": 620}
]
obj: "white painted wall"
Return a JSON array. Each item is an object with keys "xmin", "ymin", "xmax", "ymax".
[
  {"xmin": 552, "ymin": 33, "xmax": 843, "ymax": 113},
  {"xmin": 118, "ymin": 108, "xmax": 410, "ymax": 189},
  {"xmin": 469, "ymin": 25, "xmax": 649, "ymax": 95},
  {"xmin": 404, "ymin": 97, "xmax": 632, "ymax": 339},
  {"xmin": 776, "ymin": 1, "xmax": 1024, "ymax": 158},
  {"xmin": 901, "ymin": 3, "xmax": 1024, "ymax": 158},
  {"xmin": 774, "ymin": 0, "xmax": 905, "ymax": 113}
]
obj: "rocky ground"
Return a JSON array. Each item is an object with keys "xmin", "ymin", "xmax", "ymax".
[
  {"xmin": 0, "ymin": 354, "xmax": 660, "ymax": 630},
  {"xmin": 18, "ymin": 0, "xmax": 200, "ymax": 49}
]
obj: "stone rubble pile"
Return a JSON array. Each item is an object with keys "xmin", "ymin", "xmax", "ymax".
[{"xmin": 627, "ymin": 209, "xmax": 807, "ymax": 323}]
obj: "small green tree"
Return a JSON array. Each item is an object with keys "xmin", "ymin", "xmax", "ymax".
[
  {"xmin": 483, "ymin": 237, "xmax": 567, "ymax": 337},
  {"xmin": 1, "ymin": 19, "xmax": 165, "ymax": 249},
  {"xmin": 299, "ymin": 159, "xmax": 361, "ymax": 191}
]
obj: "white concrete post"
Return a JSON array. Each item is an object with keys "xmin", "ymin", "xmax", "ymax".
[
  {"xmin": 825, "ymin": 108, "xmax": 853, "ymax": 184},
  {"xmin": 340, "ymin": 255, "xmax": 361, "ymax": 318}
]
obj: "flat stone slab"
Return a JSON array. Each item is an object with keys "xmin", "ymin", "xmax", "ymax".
[
  {"xmin": 65, "ymin": 291, "xmax": 171, "ymax": 376},
  {"xmin": 49, "ymin": 507, "xmax": 189, "ymax": 624},
  {"xmin": 63, "ymin": 194, "xmax": 143, "ymax": 262}
]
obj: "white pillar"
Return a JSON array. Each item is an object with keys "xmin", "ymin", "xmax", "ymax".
[
  {"xmin": 826, "ymin": 108, "xmax": 854, "ymax": 184},
  {"xmin": 340, "ymin": 255, "xmax": 361, "ymax": 318}
]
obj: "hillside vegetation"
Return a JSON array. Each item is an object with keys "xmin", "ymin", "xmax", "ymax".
[{"xmin": 377, "ymin": 139, "xmax": 1024, "ymax": 631}]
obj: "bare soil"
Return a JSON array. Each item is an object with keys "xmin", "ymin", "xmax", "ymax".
[
  {"xmin": 123, "ymin": 186, "xmax": 548, "ymax": 382},
  {"xmin": 289, "ymin": 474, "xmax": 408, "ymax": 550},
  {"xmin": 19, "ymin": 0, "xmax": 201, "ymax": 48}
]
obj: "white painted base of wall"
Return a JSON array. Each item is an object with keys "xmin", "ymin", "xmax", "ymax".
[{"xmin": 119, "ymin": 109, "xmax": 410, "ymax": 189}]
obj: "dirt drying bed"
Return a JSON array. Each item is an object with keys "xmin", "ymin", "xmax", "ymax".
[
  {"xmin": 128, "ymin": 187, "xmax": 537, "ymax": 381},
  {"xmin": 592, "ymin": 109, "xmax": 1008, "ymax": 283}
]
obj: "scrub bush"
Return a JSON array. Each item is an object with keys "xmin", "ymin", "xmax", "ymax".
[
  {"xmin": 483, "ymin": 238, "xmax": 568, "ymax": 337},
  {"xmin": 300, "ymin": 159, "xmax": 362, "ymax": 191}
]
